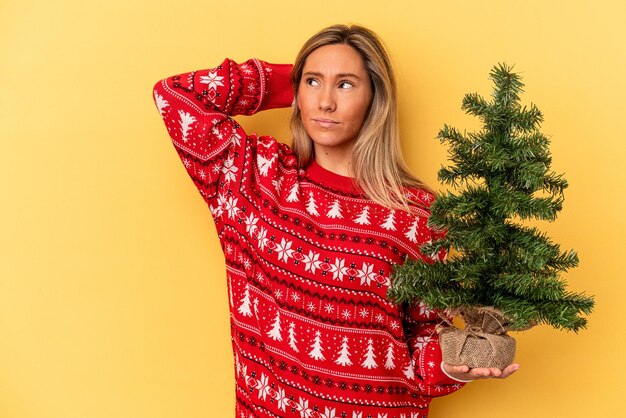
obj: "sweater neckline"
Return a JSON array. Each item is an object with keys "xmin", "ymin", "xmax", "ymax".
[{"xmin": 305, "ymin": 159, "xmax": 364, "ymax": 195}]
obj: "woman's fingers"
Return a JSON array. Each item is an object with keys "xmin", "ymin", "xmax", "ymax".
[
  {"xmin": 449, "ymin": 364, "xmax": 469, "ymax": 374},
  {"xmin": 443, "ymin": 362, "xmax": 520, "ymax": 380},
  {"xmin": 470, "ymin": 368, "xmax": 492, "ymax": 378},
  {"xmin": 499, "ymin": 363, "xmax": 520, "ymax": 379},
  {"xmin": 471, "ymin": 364, "xmax": 520, "ymax": 379},
  {"xmin": 488, "ymin": 368, "xmax": 502, "ymax": 377}
]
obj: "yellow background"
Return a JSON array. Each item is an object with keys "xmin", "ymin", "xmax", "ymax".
[{"xmin": 1, "ymin": 0, "xmax": 623, "ymax": 416}]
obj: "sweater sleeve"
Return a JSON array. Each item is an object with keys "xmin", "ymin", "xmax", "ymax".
[
  {"xmin": 151, "ymin": 58, "xmax": 294, "ymax": 210},
  {"xmin": 403, "ymin": 300, "xmax": 468, "ymax": 396},
  {"xmin": 402, "ymin": 204, "xmax": 466, "ymax": 396}
]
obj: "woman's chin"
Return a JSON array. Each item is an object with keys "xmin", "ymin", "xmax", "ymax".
[{"xmin": 308, "ymin": 134, "xmax": 355, "ymax": 149}]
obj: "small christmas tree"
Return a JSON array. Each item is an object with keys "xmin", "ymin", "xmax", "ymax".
[
  {"xmin": 309, "ymin": 330, "xmax": 325, "ymax": 361},
  {"xmin": 306, "ymin": 192, "xmax": 320, "ymax": 216},
  {"xmin": 335, "ymin": 336, "xmax": 353, "ymax": 366},
  {"xmin": 268, "ymin": 311, "xmax": 283, "ymax": 341},
  {"xmin": 361, "ymin": 338, "xmax": 378, "ymax": 369},
  {"xmin": 238, "ymin": 284, "xmax": 252, "ymax": 317},
  {"xmin": 327, "ymin": 199, "xmax": 344, "ymax": 218},
  {"xmin": 388, "ymin": 63, "xmax": 595, "ymax": 368},
  {"xmin": 384, "ymin": 342, "xmax": 396, "ymax": 369},
  {"xmin": 288, "ymin": 322, "xmax": 299, "ymax": 352}
]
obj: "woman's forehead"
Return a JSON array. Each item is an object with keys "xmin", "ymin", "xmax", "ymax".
[{"xmin": 303, "ymin": 44, "xmax": 367, "ymax": 77}]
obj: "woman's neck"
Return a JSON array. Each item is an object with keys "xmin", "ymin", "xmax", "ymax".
[{"xmin": 313, "ymin": 144, "xmax": 355, "ymax": 178}]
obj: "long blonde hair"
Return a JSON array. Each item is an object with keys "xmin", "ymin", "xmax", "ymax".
[{"xmin": 290, "ymin": 24, "xmax": 435, "ymax": 213}]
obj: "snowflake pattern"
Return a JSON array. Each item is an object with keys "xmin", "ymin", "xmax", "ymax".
[
  {"xmin": 321, "ymin": 407, "xmax": 337, "ymax": 418},
  {"xmin": 221, "ymin": 157, "xmax": 238, "ymax": 183},
  {"xmin": 257, "ymin": 227, "xmax": 269, "ymax": 251},
  {"xmin": 223, "ymin": 196, "xmax": 240, "ymax": 219},
  {"xmin": 358, "ymin": 262, "xmax": 378, "ymax": 286},
  {"xmin": 252, "ymin": 237, "xmax": 389, "ymax": 288},
  {"xmin": 256, "ymin": 373, "xmax": 270, "ymax": 401},
  {"xmin": 302, "ymin": 250, "xmax": 320, "ymax": 273},
  {"xmin": 413, "ymin": 335, "xmax": 431, "ymax": 352},
  {"xmin": 244, "ymin": 213, "xmax": 259, "ymax": 237},
  {"xmin": 199, "ymin": 70, "xmax": 225, "ymax": 90},
  {"xmin": 274, "ymin": 238, "xmax": 294, "ymax": 263},
  {"xmin": 297, "ymin": 397, "xmax": 312, "ymax": 418},
  {"xmin": 330, "ymin": 258, "xmax": 347, "ymax": 281}
]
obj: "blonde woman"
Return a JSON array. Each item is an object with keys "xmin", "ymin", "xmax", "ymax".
[{"xmin": 153, "ymin": 23, "xmax": 518, "ymax": 418}]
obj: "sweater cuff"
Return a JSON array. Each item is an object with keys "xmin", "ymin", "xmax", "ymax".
[
  {"xmin": 260, "ymin": 63, "xmax": 294, "ymax": 110},
  {"xmin": 424, "ymin": 360, "xmax": 467, "ymax": 386},
  {"xmin": 439, "ymin": 361, "xmax": 473, "ymax": 383}
]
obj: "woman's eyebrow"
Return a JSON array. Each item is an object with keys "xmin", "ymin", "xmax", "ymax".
[{"xmin": 303, "ymin": 71, "xmax": 361, "ymax": 80}]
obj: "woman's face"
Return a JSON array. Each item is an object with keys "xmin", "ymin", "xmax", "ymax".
[{"xmin": 297, "ymin": 43, "xmax": 373, "ymax": 156}]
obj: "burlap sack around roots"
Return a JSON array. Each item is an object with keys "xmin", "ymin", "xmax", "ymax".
[{"xmin": 438, "ymin": 307, "xmax": 516, "ymax": 370}]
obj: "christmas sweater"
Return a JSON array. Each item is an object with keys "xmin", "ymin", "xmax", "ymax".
[{"xmin": 152, "ymin": 57, "xmax": 466, "ymax": 418}]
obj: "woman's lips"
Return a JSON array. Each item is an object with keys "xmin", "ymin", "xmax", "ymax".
[{"xmin": 313, "ymin": 118, "xmax": 340, "ymax": 128}]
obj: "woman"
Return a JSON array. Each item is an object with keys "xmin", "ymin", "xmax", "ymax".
[{"xmin": 153, "ymin": 24, "xmax": 518, "ymax": 418}]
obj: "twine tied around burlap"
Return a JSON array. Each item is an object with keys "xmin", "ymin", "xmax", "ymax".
[{"xmin": 435, "ymin": 306, "xmax": 517, "ymax": 369}]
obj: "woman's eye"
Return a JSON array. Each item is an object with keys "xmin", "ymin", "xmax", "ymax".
[
  {"xmin": 338, "ymin": 81, "xmax": 354, "ymax": 89},
  {"xmin": 306, "ymin": 78, "xmax": 319, "ymax": 86}
]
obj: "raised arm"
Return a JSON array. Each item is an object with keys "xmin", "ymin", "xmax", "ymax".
[{"xmin": 152, "ymin": 58, "xmax": 294, "ymax": 206}]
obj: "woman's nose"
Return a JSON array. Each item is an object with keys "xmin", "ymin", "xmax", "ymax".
[{"xmin": 318, "ymin": 86, "xmax": 336, "ymax": 111}]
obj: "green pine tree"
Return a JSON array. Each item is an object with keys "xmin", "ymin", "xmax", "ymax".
[{"xmin": 388, "ymin": 63, "xmax": 594, "ymax": 333}]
